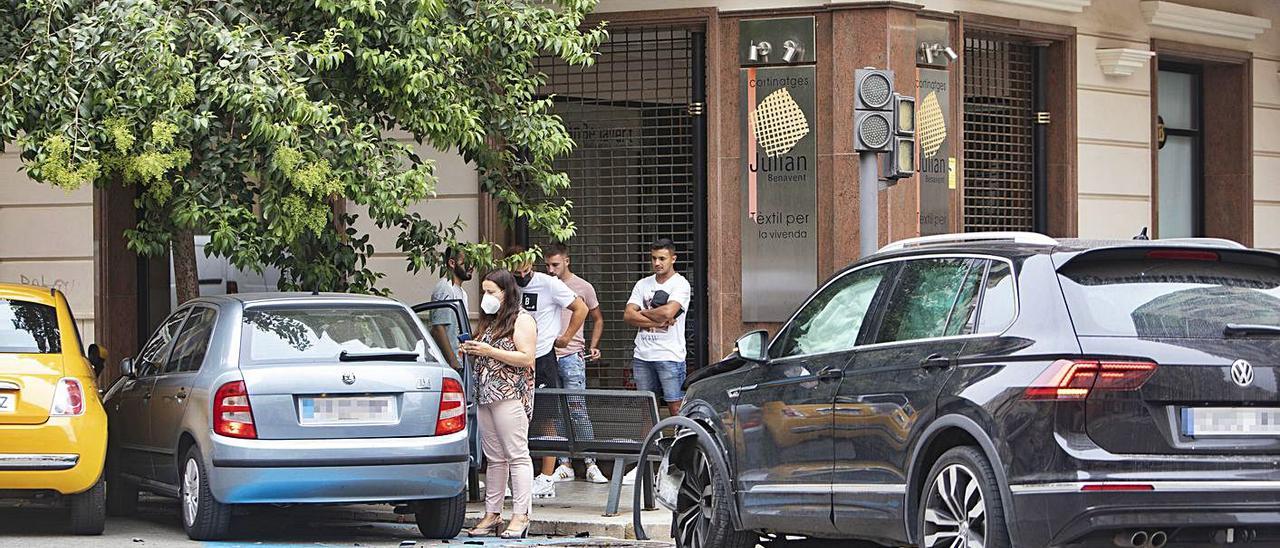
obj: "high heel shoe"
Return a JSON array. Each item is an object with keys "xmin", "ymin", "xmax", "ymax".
[
  {"xmin": 499, "ymin": 517, "xmax": 530, "ymax": 539},
  {"xmin": 467, "ymin": 516, "xmax": 502, "ymax": 537}
]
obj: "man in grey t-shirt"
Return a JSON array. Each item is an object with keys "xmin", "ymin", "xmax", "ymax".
[{"xmin": 429, "ymin": 247, "xmax": 472, "ymax": 370}]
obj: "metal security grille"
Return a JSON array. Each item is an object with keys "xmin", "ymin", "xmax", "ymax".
[
  {"xmin": 963, "ymin": 33, "xmax": 1036, "ymax": 232},
  {"xmin": 533, "ymin": 26, "xmax": 701, "ymax": 390}
]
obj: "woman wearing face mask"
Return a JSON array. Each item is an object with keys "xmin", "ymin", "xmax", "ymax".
[{"xmin": 460, "ymin": 269, "xmax": 538, "ymax": 539}]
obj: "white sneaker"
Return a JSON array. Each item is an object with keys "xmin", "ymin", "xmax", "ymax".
[
  {"xmin": 505, "ymin": 485, "xmax": 512, "ymax": 498},
  {"xmin": 622, "ymin": 467, "xmax": 637, "ymax": 486},
  {"xmin": 584, "ymin": 464, "xmax": 610, "ymax": 484},
  {"xmin": 532, "ymin": 474, "xmax": 557, "ymax": 498},
  {"xmin": 552, "ymin": 463, "xmax": 575, "ymax": 483}
]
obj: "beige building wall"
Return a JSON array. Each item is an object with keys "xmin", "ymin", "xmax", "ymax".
[
  {"xmin": 349, "ymin": 138, "xmax": 481, "ymax": 315},
  {"xmin": 1256, "ymin": 52, "xmax": 1280, "ymax": 253},
  {"xmin": 0, "ymin": 151, "xmax": 96, "ymax": 343},
  {"xmin": 598, "ymin": 0, "xmax": 1277, "ymax": 245}
]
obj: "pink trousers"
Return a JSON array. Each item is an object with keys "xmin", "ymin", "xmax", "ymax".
[{"xmin": 478, "ymin": 399, "xmax": 532, "ymax": 515}]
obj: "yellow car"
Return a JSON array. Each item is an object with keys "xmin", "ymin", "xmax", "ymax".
[{"xmin": 0, "ymin": 283, "xmax": 108, "ymax": 534}]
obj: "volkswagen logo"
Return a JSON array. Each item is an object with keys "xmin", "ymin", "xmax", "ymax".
[
  {"xmin": 342, "ymin": 372, "xmax": 356, "ymax": 385},
  {"xmin": 1231, "ymin": 360, "xmax": 1254, "ymax": 388}
]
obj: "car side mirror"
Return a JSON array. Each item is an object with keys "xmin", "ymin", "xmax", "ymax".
[
  {"xmin": 86, "ymin": 344, "xmax": 106, "ymax": 376},
  {"xmin": 735, "ymin": 330, "xmax": 769, "ymax": 363},
  {"xmin": 119, "ymin": 357, "xmax": 135, "ymax": 379}
]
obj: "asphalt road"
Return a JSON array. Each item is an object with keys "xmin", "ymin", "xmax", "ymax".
[{"xmin": 0, "ymin": 500, "xmax": 674, "ymax": 548}]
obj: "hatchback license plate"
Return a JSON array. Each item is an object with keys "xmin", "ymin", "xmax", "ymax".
[
  {"xmin": 299, "ymin": 395, "xmax": 397, "ymax": 425},
  {"xmin": 0, "ymin": 392, "xmax": 13, "ymax": 413},
  {"xmin": 1182, "ymin": 407, "xmax": 1280, "ymax": 437}
]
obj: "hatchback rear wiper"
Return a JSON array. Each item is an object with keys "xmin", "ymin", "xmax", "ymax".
[
  {"xmin": 338, "ymin": 350, "xmax": 421, "ymax": 362},
  {"xmin": 1223, "ymin": 324, "xmax": 1280, "ymax": 337}
]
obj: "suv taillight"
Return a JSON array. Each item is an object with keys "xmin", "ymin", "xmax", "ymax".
[
  {"xmin": 213, "ymin": 381, "xmax": 257, "ymax": 439},
  {"xmin": 435, "ymin": 378, "xmax": 466, "ymax": 436},
  {"xmin": 1024, "ymin": 359, "xmax": 1157, "ymax": 400},
  {"xmin": 50, "ymin": 378, "xmax": 85, "ymax": 416}
]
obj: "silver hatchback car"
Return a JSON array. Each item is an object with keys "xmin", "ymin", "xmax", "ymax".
[{"xmin": 102, "ymin": 293, "xmax": 472, "ymax": 540}]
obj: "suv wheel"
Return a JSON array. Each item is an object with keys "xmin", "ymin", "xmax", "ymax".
[
  {"xmin": 918, "ymin": 446, "xmax": 1010, "ymax": 548},
  {"xmin": 672, "ymin": 445, "xmax": 755, "ymax": 548},
  {"xmin": 68, "ymin": 476, "xmax": 106, "ymax": 535},
  {"xmin": 414, "ymin": 492, "xmax": 466, "ymax": 539},
  {"xmin": 180, "ymin": 446, "xmax": 233, "ymax": 540}
]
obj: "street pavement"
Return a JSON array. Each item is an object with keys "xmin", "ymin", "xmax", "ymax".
[{"xmin": 0, "ymin": 499, "xmax": 675, "ymax": 548}]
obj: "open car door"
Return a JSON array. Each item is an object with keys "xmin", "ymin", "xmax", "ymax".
[{"xmin": 412, "ymin": 299, "xmax": 482, "ymax": 501}]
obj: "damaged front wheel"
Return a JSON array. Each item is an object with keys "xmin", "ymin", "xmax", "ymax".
[{"xmin": 671, "ymin": 445, "xmax": 755, "ymax": 548}]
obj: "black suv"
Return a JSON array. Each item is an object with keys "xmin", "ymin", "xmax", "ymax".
[{"xmin": 654, "ymin": 233, "xmax": 1280, "ymax": 548}]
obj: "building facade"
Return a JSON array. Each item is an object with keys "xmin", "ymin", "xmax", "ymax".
[{"xmin": 1, "ymin": 0, "xmax": 1276, "ymax": 387}]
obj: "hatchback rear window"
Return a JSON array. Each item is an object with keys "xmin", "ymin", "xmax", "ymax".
[
  {"xmin": 1058, "ymin": 258, "xmax": 1280, "ymax": 338},
  {"xmin": 243, "ymin": 306, "xmax": 440, "ymax": 364},
  {"xmin": 0, "ymin": 299, "xmax": 61, "ymax": 354}
]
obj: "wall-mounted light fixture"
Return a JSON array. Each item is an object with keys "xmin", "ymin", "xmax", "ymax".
[
  {"xmin": 781, "ymin": 40, "xmax": 803, "ymax": 63},
  {"xmin": 748, "ymin": 41, "xmax": 772, "ymax": 62},
  {"xmin": 920, "ymin": 42, "xmax": 959, "ymax": 66}
]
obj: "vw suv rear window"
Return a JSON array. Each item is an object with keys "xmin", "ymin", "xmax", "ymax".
[
  {"xmin": 243, "ymin": 306, "xmax": 440, "ymax": 364},
  {"xmin": 1058, "ymin": 257, "xmax": 1280, "ymax": 338},
  {"xmin": 0, "ymin": 299, "xmax": 60, "ymax": 354}
]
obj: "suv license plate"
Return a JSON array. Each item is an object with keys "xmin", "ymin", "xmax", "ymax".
[
  {"xmin": 299, "ymin": 395, "xmax": 398, "ymax": 425},
  {"xmin": 1182, "ymin": 407, "xmax": 1280, "ymax": 437},
  {"xmin": 0, "ymin": 393, "xmax": 14, "ymax": 413}
]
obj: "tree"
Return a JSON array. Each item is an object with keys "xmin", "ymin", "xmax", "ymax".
[{"xmin": 0, "ymin": 0, "xmax": 605, "ymax": 302}]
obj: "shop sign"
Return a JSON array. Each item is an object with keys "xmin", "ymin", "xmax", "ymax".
[
  {"xmin": 740, "ymin": 64, "xmax": 818, "ymax": 322},
  {"xmin": 917, "ymin": 67, "xmax": 953, "ymax": 236}
]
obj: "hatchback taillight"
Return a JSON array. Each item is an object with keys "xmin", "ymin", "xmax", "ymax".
[
  {"xmin": 1024, "ymin": 359, "xmax": 1157, "ymax": 400},
  {"xmin": 435, "ymin": 378, "xmax": 466, "ymax": 436},
  {"xmin": 213, "ymin": 381, "xmax": 257, "ymax": 439},
  {"xmin": 49, "ymin": 378, "xmax": 85, "ymax": 416}
]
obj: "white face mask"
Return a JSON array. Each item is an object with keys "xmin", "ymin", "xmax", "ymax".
[{"xmin": 480, "ymin": 293, "xmax": 502, "ymax": 315}]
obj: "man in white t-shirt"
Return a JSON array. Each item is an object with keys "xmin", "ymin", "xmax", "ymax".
[
  {"xmin": 506, "ymin": 244, "xmax": 587, "ymax": 499},
  {"xmin": 623, "ymin": 238, "xmax": 691, "ymax": 417}
]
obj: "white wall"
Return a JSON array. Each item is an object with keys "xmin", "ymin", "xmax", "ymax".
[
  {"xmin": 0, "ymin": 151, "xmax": 95, "ymax": 343},
  {"xmin": 1255, "ymin": 54, "xmax": 1280, "ymax": 252},
  {"xmin": 348, "ymin": 138, "xmax": 482, "ymax": 316}
]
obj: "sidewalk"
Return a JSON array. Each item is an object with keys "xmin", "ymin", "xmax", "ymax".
[{"xmin": 315, "ymin": 480, "xmax": 674, "ymax": 541}]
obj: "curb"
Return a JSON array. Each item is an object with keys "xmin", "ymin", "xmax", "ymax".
[{"xmin": 314, "ymin": 505, "xmax": 660, "ymax": 540}]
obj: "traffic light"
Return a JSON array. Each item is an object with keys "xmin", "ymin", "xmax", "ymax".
[
  {"xmin": 883, "ymin": 93, "xmax": 917, "ymax": 180},
  {"xmin": 854, "ymin": 69, "xmax": 893, "ymax": 152},
  {"xmin": 883, "ymin": 136, "xmax": 916, "ymax": 180},
  {"xmin": 855, "ymin": 68, "xmax": 916, "ymax": 179}
]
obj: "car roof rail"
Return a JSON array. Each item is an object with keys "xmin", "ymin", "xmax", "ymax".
[
  {"xmin": 1155, "ymin": 237, "xmax": 1247, "ymax": 249},
  {"xmin": 878, "ymin": 231, "xmax": 1060, "ymax": 253}
]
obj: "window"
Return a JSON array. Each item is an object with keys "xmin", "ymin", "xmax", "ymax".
[
  {"xmin": 165, "ymin": 308, "xmax": 217, "ymax": 373},
  {"xmin": 976, "ymin": 261, "xmax": 1017, "ymax": 333},
  {"xmin": 0, "ymin": 299, "xmax": 60, "ymax": 354},
  {"xmin": 876, "ymin": 258, "xmax": 984, "ymax": 344},
  {"xmin": 136, "ymin": 310, "xmax": 189, "ymax": 377},
  {"xmin": 243, "ymin": 306, "xmax": 438, "ymax": 364},
  {"xmin": 1156, "ymin": 65, "xmax": 1203, "ymax": 238},
  {"xmin": 1058, "ymin": 257, "xmax": 1280, "ymax": 338},
  {"xmin": 963, "ymin": 33, "xmax": 1039, "ymax": 232},
  {"xmin": 945, "ymin": 261, "xmax": 987, "ymax": 337},
  {"xmin": 771, "ymin": 265, "xmax": 890, "ymax": 359}
]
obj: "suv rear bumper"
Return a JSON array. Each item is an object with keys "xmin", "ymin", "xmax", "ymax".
[
  {"xmin": 1010, "ymin": 481, "xmax": 1280, "ymax": 546},
  {"xmin": 207, "ymin": 431, "xmax": 469, "ymax": 504}
]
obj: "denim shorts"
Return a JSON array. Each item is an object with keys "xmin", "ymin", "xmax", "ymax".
[
  {"xmin": 557, "ymin": 353, "xmax": 587, "ymax": 390},
  {"xmin": 556, "ymin": 353, "xmax": 595, "ymax": 465},
  {"xmin": 632, "ymin": 359, "xmax": 686, "ymax": 403}
]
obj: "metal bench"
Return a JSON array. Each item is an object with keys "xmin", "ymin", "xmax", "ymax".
[{"xmin": 528, "ymin": 388, "xmax": 659, "ymax": 516}]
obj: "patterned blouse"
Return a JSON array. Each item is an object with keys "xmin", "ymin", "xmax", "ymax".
[{"xmin": 474, "ymin": 316, "xmax": 535, "ymax": 420}]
